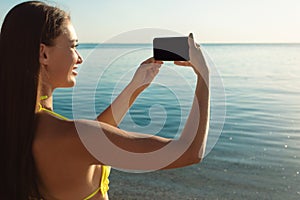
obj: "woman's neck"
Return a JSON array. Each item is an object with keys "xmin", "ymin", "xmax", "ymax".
[{"xmin": 40, "ymin": 84, "xmax": 54, "ymax": 111}]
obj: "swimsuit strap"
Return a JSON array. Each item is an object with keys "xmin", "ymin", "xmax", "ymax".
[
  {"xmin": 38, "ymin": 96, "xmax": 111, "ymax": 199},
  {"xmin": 38, "ymin": 105, "xmax": 68, "ymax": 120},
  {"xmin": 83, "ymin": 188, "xmax": 101, "ymax": 200},
  {"xmin": 100, "ymin": 165, "xmax": 111, "ymax": 197},
  {"xmin": 40, "ymin": 95, "xmax": 48, "ymax": 100},
  {"xmin": 38, "ymin": 95, "xmax": 68, "ymax": 120},
  {"xmin": 83, "ymin": 165, "xmax": 111, "ymax": 199}
]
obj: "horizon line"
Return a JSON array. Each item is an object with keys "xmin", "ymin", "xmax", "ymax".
[{"xmin": 78, "ymin": 42, "xmax": 300, "ymax": 45}]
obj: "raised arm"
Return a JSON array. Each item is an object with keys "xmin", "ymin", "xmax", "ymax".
[
  {"xmin": 168, "ymin": 33, "xmax": 210, "ymax": 167},
  {"xmin": 96, "ymin": 58, "xmax": 163, "ymax": 126},
  {"xmin": 63, "ymin": 34, "xmax": 209, "ymax": 171}
]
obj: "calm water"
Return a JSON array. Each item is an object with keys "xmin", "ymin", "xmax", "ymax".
[{"xmin": 53, "ymin": 43, "xmax": 300, "ymax": 199}]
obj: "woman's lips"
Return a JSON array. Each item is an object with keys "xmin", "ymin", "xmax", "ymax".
[{"xmin": 72, "ymin": 66, "xmax": 78, "ymax": 75}]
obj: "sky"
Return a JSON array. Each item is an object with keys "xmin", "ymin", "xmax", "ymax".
[{"xmin": 0, "ymin": 0, "xmax": 300, "ymax": 43}]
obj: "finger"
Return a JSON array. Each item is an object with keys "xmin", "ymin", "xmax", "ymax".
[
  {"xmin": 141, "ymin": 57, "xmax": 155, "ymax": 64},
  {"xmin": 142, "ymin": 63, "xmax": 161, "ymax": 69},
  {"xmin": 154, "ymin": 65, "xmax": 161, "ymax": 71},
  {"xmin": 154, "ymin": 60, "xmax": 163, "ymax": 64},
  {"xmin": 142, "ymin": 57, "xmax": 164, "ymax": 65},
  {"xmin": 174, "ymin": 61, "xmax": 192, "ymax": 66},
  {"xmin": 154, "ymin": 63, "xmax": 162, "ymax": 68},
  {"xmin": 152, "ymin": 67, "xmax": 160, "ymax": 76}
]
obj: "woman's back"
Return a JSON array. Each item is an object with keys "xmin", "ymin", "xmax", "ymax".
[{"xmin": 33, "ymin": 112, "xmax": 107, "ymax": 200}]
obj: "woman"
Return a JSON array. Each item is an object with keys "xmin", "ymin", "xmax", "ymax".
[{"xmin": 0, "ymin": 1, "xmax": 210, "ymax": 200}]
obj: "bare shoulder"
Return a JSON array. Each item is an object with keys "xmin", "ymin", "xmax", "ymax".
[
  {"xmin": 35, "ymin": 112, "xmax": 74, "ymax": 139},
  {"xmin": 34, "ymin": 112, "xmax": 103, "ymax": 165},
  {"xmin": 33, "ymin": 112, "xmax": 136, "ymax": 165},
  {"xmin": 34, "ymin": 112, "xmax": 170, "ymax": 168},
  {"xmin": 35, "ymin": 111, "xmax": 122, "ymax": 139}
]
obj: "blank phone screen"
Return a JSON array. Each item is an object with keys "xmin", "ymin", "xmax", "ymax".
[{"xmin": 153, "ymin": 37, "xmax": 189, "ymax": 61}]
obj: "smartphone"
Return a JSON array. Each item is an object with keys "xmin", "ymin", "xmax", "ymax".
[{"xmin": 153, "ymin": 37, "xmax": 189, "ymax": 61}]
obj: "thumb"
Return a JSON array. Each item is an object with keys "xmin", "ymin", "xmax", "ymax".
[{"xmin": 188, "ymin": 33, "xmax": 197, "ymax": 49}]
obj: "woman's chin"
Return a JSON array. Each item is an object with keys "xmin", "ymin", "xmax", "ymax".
[
  {"xmin": 69, "ymin": 79, "xmax": 76, "ymax": 87},
  {"xmin": 61, "ymin": 79, "xmax": 76, "ymax": 88}
]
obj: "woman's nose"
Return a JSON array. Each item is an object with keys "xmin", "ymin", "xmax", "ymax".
[{"xmin": 76, "ymin": 50, "xmax": 83, "ymax": 64}]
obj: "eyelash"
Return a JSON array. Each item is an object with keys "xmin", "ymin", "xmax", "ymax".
[{"xmin": 72, "ymin": 44, "xmax": 79, "ymax": 49}]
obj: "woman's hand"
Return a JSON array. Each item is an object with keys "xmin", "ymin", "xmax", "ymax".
[
  {"xmin": 129, "ymin": 57, "xmax": 163, "ymax": 90},
  {"xmin": 97, "ymin": 58, "xmax": 162, "ymax": 126},
  {"xmin": 174, "ymin": 33, "xmax": 208, "ymax": 76}
]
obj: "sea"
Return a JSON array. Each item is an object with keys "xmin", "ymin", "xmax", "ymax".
[{"xmin": 52, "ymin": 43, "xmax": 300, "ymax": 200}]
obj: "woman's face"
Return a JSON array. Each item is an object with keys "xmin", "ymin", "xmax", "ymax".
[{"xmin": 41, "ymin": 20, "xmax": 83, "ymax": 88}]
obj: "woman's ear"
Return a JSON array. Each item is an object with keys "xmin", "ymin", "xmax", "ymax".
[{"xmin": 39, "ymin": 43, "xmax": 49, "ymax": 66}]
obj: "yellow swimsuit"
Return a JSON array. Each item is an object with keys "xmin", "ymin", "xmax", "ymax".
[{"xmin": 39, "ymin": 104, "xmax": 111, "ymax": 199}]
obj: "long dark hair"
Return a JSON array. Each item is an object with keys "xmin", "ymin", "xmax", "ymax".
[{"xmin": 0, "ymin": 1, "xmax": 69, "ymax": 199}]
